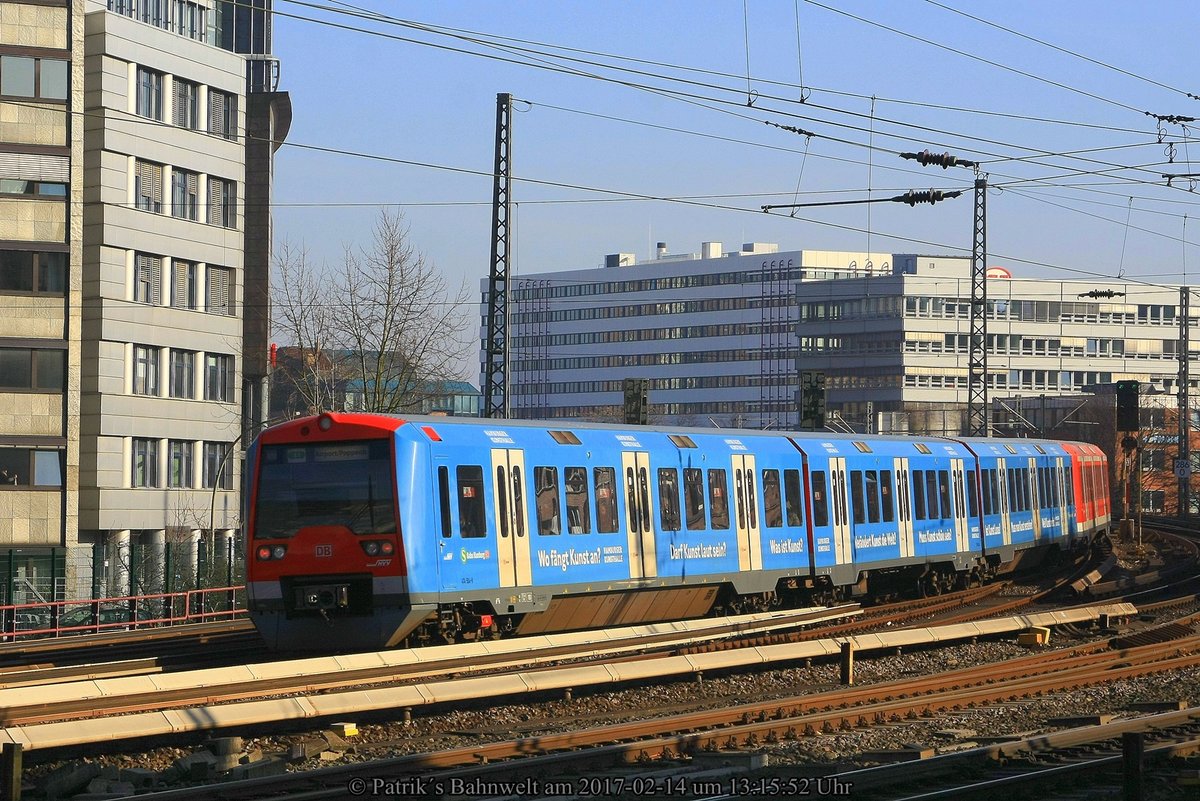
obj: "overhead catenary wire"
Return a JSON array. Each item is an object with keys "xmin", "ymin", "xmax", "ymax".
[
  {"xmin": 262, "ymin": 0, "xmax": 1200, "ymax": 193},
  {"xmin": 39, "ymin": 1, "xmax": 1200, "ymax": 293}
]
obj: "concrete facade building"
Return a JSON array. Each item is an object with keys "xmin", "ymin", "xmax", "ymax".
[
  {"xmin": 0, "ymin": 0, "xmax": 285, "ymax": 608},
  {"xmin": 489, "ymin": 242, "xmax": 892, "ymax": 427},
  {"xmin": 0, "ymin": 0, "xmax": 84, "ymax": 599},
  {"xmin": 796, "ymin": 255, "xmax": 1190, "ymax": 436},
  {"xmin": 79, "ymin": 1, "xmax": 247, "ymax": 596}
]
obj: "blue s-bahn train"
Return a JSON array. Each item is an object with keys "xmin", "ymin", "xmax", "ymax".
[{"xmin": 245, "ymin": 413, "xmax": 1110, "ymax": 651}]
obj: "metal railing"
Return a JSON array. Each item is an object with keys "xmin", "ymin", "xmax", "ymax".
[{"xmin": 0, "ymin": 585, "xmax": 246, "ymax": 640}]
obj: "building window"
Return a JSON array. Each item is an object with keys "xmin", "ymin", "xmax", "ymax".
[
  {"xmin": 0, "ymin": 250, "xmax": 66, "ymax": 295},
  {"xmin": 208, "ymin": 89, "xmax": 237, "ymax": 139},
  {"xmin": 169, "ymin": 349, "xmax": 194, "ymax": 398},
  {"xmin": 171, "ymin": 260, "xmax": 196, "ymax": 309},
  {"xmin": 168, "ymin": 440, "xmax": 193, "ymax": 488},
  {"xmin": 0, "ymin": 56, "xmax": 67, "ymax": 100},
  {"xmin": 132, "ymin": 345, "xmax": 160, "ymax": 396},
  {"xmin": 0, "ymin": 348, "xmax": 64, "ymax": 391},
  {"xmin": 134, "ymin": 160, "xmax": 163, "ymax": 213},
  {"xmin": 208, "ymin": 177, "xmax": 236, "ymax": 228},
  {"xmin": 136, "ymin": 66, "xmax": 163, "ymax": 120},
  {"xmin": 0, "ymin": 180, "xmax": 67, "ymax": 197},
  {"xmin": 133, "ymin": 253, "xmax": 162, "ymax": 305},
  {"xmin": 173, "ymin": 78, "xmax": 199, "ymax": 128},
  {"xmin": 132, "ymin": 438, "xmax": 159, "ymax": 487},
  {"xmin": 206, "ymin": 266, "xmax": 232, "ymax": 315},
  {"xmin": 173, "ymin": 0, "xmax": 207, "ymax": 41},
  {"xmin": 204, "ymin": 353, "xmax": 233, "ymax": 402},
  {"xmin": 203, "ymin": 442, "xmax": 233, "ymax": 489},
  {"xmin": 0, "ymin": 448, "xmax": 64, "ymax": 487},
  {"xmin": 171, "ymin": 169, "xmax": 199, "ymax": 220}
]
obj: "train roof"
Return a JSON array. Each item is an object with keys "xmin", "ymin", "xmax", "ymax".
[{"xmin": 261, "ymin": 413, "xmax": 1022, "ymax": 459}]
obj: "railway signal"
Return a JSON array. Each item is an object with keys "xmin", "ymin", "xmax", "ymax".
[
  {"xmin": 800, "ymin": 370, "xmax": 826, "ymax": 430},
  {"xmin": 1116, "ymin": 380, "xmax": 1140, "ymax": 431},
  {"xmin": 623, "ymin": 378, "xmax": 648, "ymax": 425}
]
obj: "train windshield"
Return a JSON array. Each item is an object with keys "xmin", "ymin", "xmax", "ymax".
[{"xmin": 254, "ymin": 439, "xmax": 397, "ymax": 538}]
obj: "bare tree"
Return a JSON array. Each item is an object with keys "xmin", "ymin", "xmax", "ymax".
[
  {"xmin": 271, "ymin": 240, "xmax": 341, "ymax": 414},
  {"xmin": 271, "ymin": 210, "xmax": 473, "ymax": 415}
]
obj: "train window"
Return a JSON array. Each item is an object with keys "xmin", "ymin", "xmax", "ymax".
[
  {"xmin": 880, "ymin": 470, "xmax": 894, "ymax": 523},
  {"xmin": 496, "ymin": 467, "xmax": 509, "ymax": 539},
  {"xmin": 708, "ymin": 469, "xmax": 730, "ymax": 529},
  {"xmin": 745, "ymin": 469, "xmax": 758, "ymax": 530},
  {"xmin": 534, "ymin": 466, "xmax": 561, "ymax": 535},
  {"xmin": 625, "ymin": 467, "xmax": 639, "ymax": 533},
  {"xmin": 1065, "ymin": 465, "xmax": 1074, "ymax": 507},
  {"xmin": 668, "ymin": 434, "xmax": 697, "ymax": 448},
  {"xmin": 990, "ymin": 470, "xmax": 1001, "ymax": 513},
  {"xmin": 1022, "ymin": 468, "xmax": 1032, "ymax": 511},
  {"xmin": 1007, "ymin": 469, "xmax": 1018, "ymax": 513},
  {"xmin": 953, "ymin": 470, "xmax": 964, "ymax": 521},
  {"xmin": 438, "ymin": 466, "xmax": 452, "ymax": 538},
  {"xmin": 565, "ymin": 467, "xmax": 590, "ymax": 534},
  {"xmin": 849, "ymin": 471, "xmax": 866, "ymax": 525},
  {"xmin": 658, "ymin": 468, "xmax": 681, "ymax": 531},
  {"xmin": 511, "ymin": 466, "xmax": 525, "ymax": 538},
  {"xmin": 457, "ymin": 465, "xmax": 486, "ymax": 538},
  {"xmin": 865, "ymin": 471, "xmax": 881, "ymax": 524},
  {"xmin": 734, "ymin": 470, "xmax": 746, "ymax": 530},
  {"xmin": 1037, "ymin": 467, "xmax": 1047, "ymax": 509},
  {"xmin": 980, "ymin": 469, "xmax": 992, "ymax": 515},
  {"xmin": 926, "ymin": 471, "xmax": 940, "ymax": 519},
  {"xmin": 911, "ymin": 469, "xmax": 926, "ymax": 520},
  {"xmin": 762, "ymin": 469, "xmax": 783, "ymax": 528},
  {"xmin": 783, "ymin": 469, "xmax": 803, "ymax": 526},
  {"xmin": 967, "ymin": 471, "xmax": 979, "ymax": 518},
  {"xmin": 938, "ymin": 471, "xmax": 952, "ymax": 519},
  {"xmin": 811, "ymin": 471, "xmax": 829, "ymax": 527},
  {"xmin": 638, "ymin": 467, "xmax": 652, "ymax": 532},
  {"xmin": 684, "ymin": 468, "xmax": 706, "ymax": 530},
  {"xmin": 594, "ymin": 467, "xmax": 619, "ymax": 533}
]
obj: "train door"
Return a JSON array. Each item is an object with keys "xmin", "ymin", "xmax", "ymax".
[
  {"xmin": 997, "ymin": 457, "xmax": 1012, "ymax": 546},
  {"xmin": 829, "ymin": 457, "xmax": 852, "ymax": 565},
  {"xmin": 951, "ymin": 459, "xmax": 969, "ymax": 551},
  {"xmin": 620, "ymin": 451, "xmax": 657, "ymax": 580},
  {"xmin": 1028, "ymin": 457, "xmax": 1042, "ymax": 541},
  {"xmin": 491, "ymin": 449, "xmax": 532, "ymax": 588},
  {"xmin": 731, "ymin": 454, "xmax": 763, "ymax": 571},
  {"xmin": 894, "ymin": 457, "xmax": 914, "ymax": 559},
  {"xmin": 1054, "ymin": 456, "xmax": 1067, "ymax": 541}
]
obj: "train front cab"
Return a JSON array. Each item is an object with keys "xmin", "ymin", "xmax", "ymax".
[
  {"xmin": 246, "ymin": 413, "xmax": 433, "ymax": 651},
  {"xmin": 1060, "ymin": 441, "xmax": 1110, "ymax": 544}
]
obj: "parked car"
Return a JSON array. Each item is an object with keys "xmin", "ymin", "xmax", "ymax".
[{"xmin": 57, "ymin": 603, "xmax": 134, "ymax": 633}]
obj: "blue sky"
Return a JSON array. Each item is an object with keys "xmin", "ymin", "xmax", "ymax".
[{"xmin": 269, "ymin": 0, "xmax": 1200, "ymax": 369}]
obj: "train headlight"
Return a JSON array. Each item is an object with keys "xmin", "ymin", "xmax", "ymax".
[
  {"xmin": 256, "ymin": 544, "xmax": 287, "ymax": 560},
  {"xmin": 362, "ymin": 541, "xmax": 380, "ymax": 556},
  {"xmin": 318, "ymin": 414, "xmax": 333, "ymax": 431},
  {"xmin": 380, "ymin": 541, "xmax": 395, "ymax": 555}
]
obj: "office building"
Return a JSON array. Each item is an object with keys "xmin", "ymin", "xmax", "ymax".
[{"xmin": 489, "ymin": 242, "xmax": 892, "ymax": 427}]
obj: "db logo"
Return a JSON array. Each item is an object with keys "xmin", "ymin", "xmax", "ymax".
[{"xmin": 315, "ymin": 544, "xmax": 333, "ymax": 557}]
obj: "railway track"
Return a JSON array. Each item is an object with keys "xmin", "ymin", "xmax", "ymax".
[
  {"xmin": 93, "ymin": 609, "xmax": 1200, "ymax": 801},
  {"xmin": 11, "ymin": 542, "xmax": 1193, "ymax": 799}
]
